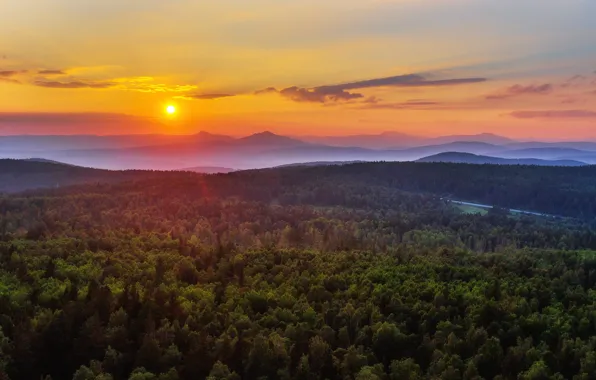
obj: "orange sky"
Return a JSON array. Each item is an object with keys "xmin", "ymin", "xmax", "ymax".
[{"xmin": 2, "ymin": 0, "xmax": 596, "ymax": 139}]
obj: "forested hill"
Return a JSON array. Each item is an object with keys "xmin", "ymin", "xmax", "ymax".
[
  {"xmin": 416, "ymin": 152, "xmax": 586, "ymax": 167},
  {"xmin": 235, "ymin": 162, "xmax": 596, "ymax": 219},
  {"xmin": 10, "ymin": 160, "xmax": 596, "ymax": 219},
  {"xmin": 0, "ymin": 159, "xmax": 167, "ymax": 193},
  {"xmin": 0, "ymin": 159, "xmax": 115, "ymax": 193}
]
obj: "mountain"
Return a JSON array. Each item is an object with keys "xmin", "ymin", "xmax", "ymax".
[
  {"xmin": 427, "ymin": 133, "xmax": 515, "ymax": 145},
  {"xmin": 299, "ymin": 131, "xmax": 427, "ymax": 149},
  {"xmin": 0, "ymin": 136, "xmax": 511, "ymax": 171},
  {"xmin": 190, "ymin": 131, "xmax": 236, "ymax": 143},
  {"xmin": 492, "ymin": 147, "xmax": 596, "ymax": 164},
  {"xmin": 417, "ymin": 152, "xmax": 587, "ymax": 166},
  {"xmin": 496, "ymin": 147, "xmax": 590, "ymax": 159},
  {"xmin": 238, "ymin": 131, "xmax": 310, "ymax": 148},
  {"xmin": 394, "ymin": 141, "xmax": 503, "ymax": 159},
  {"xmin": 505, "ymin": 141, "xmax": 596, "ymax": 151},
  {"xmin": 299, "ymin": 132, "xmax": 515, "ymax": 149},
  {"xmin": 8, "ymin": 131, "xmax": 596, "ymax": 171}
]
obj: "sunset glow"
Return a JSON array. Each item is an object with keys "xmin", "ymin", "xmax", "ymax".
[
  {"xmin": 166, "ymin": 105, "xmax": 176, "ymax": 115},
  {"xmin": 1, "ymin": 1, "xmax": 596, "ymax": 138}
]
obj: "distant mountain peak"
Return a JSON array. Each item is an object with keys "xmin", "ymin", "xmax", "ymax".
[
  {"xmin": 196, "ymin": 131, "xmax": 217, "ymax": 136},
  {"xmin": 241, "ymin": 131, "xmax": 307, "ymax": 146},
  {"xmin": 247, "ymin": 131, "xmax": 280, "ymax": 138}
]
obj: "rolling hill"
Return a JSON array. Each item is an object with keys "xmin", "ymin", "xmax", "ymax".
[
  {"xmin": 417, "ymin": 152, "xmax": 587, "ymax": 166},
  {"xmin": 495, "ymin": 147, "xmax": 590, "ymax": 159},
  {"xmin": 299, "ymin": 132, "xmax": 515, "ymax": 149},
  {"xmin": 0, "ymin": 159, "xmax": 162, "ymax": 193}
]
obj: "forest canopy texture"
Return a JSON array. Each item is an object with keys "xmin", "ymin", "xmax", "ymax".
[{"xmin": 2, "ymin": 161, "xmax": 596, "ymax": 379}]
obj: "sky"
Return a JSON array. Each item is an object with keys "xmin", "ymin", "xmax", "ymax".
[{"xmin": 1, "ymin": 0, "xmax": 596, "ymax": 139}]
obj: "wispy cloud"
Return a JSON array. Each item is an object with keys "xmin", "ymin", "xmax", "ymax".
[
  {"xmin": 37, "ymin": 69, "xmax": 66, "ymax": 75},
  {"xmin": 0, "ymin": 77, "xmax": 21, "ymax": 84},
  {"xmin": 510, "ymin": 110, "xmax": 596, "ymax": 119},
  {"xmin": 318, "ymin": 74, "xmax": 487, "ymax": 91},
  {"xmin": 561, "ymin": 75, "xmax": 589, "ymax": 88},
  {"xmin": 359, "ymin": 100, "xmax": 442, "ymax": 110},
  {"xmin": 33, "ymin": 80, "xmax": 114, "ymax": 89},
  {"xmin": 256, "ymin": 73, "xmax": 488, "ymax": 103},
  {"xmin": 30, "ymin": 75, "xmax": 197, "ymax": 93},
  {"xmin": 176, "ymin": 93, "xmax": 234, "ymax": 100},
  {"xmin": 486, "ymin": 84, "xmax": 553, "ymax": 100},
  {"xmin": 111, "ymin": 76, "xmax": 197, "ymax": 93},
  {"xmin": 0, "ymin": 70, "xmax": 27, "ymax": 77},
  {"xmin": 0, "ymin": 70, "xmax": 26, "ymax": 83},
  {"xmin": 254, "ymin": 87, "xmax": 277, "ymax": 95}
]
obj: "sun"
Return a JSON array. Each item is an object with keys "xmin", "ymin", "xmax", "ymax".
[{"xmin": 166, "ymin": 105, "xmax": 176, "ymax": 114}]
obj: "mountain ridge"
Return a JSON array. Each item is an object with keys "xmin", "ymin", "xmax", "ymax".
[
  {"xmin": 417, "ymin": 152, "xmax": 587, "ymax": 167},
  {"xmin": 4, "ymin": 130, "xmax": 596, "ymax": 170}
]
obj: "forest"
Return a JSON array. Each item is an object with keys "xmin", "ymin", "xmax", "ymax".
[{"xmin": 2, "ymin": 161, "xmax": 596, "ymax": 379}]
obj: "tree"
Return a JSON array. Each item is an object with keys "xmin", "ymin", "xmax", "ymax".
[
  {"xmin": 0, "ymin": 327, "xmax": 11, "ymax": 375},
  {"xmin": 206, "ymin": 361, "xmax": 240, "ymax": 380},
  {"xmin": 390, "ymin": 358, "xmax": 421, "ymax": 380},
  {"xmin": 356, "ymin": 364, "xmax": 386, "ymax": 380},
  {"xmin": 518, "ymin": 360, "xmax": 551, "ymax": 380},
  {"xmin": 373, "ymin": 322, "xmax": 405, "ymax": 365},
  {"xmin": 128, "ymin": 368, "xmax": 156, "ymax": 380}
]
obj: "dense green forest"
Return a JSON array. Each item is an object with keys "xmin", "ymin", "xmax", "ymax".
[{"xmin": 3, "ymin": 162, "xmax": 596, "ymax": 379}]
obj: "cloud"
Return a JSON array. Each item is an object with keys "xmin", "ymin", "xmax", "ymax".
[
  {"xmin": 111, "ymin": 76, "xmax": 197, "ymax": 93},
  {"xmin": 280, "ymin": 86, "xmax": 363, "ymax": 103},
  {"xmin": 486, "ymin": 84, "xmax": 553, "ymax": 100},
  {"xmin": 509, "ymin": 110, "xmax": 596, "ymax": 119},
  {"xmin": 30, "ymin": 75, "xmax": 197, "ymax": 93},
  {"xmin": 317, "ymin": 74, "xmax": 486, "ymax": 92},
  {"xmin": 0, "ymin": 77, "xmax": 21, "ymax": 84},
  {"xmin": 359, "ymin": 100, "xmax": 441, "ymax": 110},
  {"xmin": 0, "ymin": 70, "xmax": 26, "ymax": 84},
  {"xmin": 363, "ymin": 96, "xmax": 381, "ymax": 104},
  {"xmin": 33, "ymin": 80, "xmax": 114, "ymax": 89},
  {"xmin": 254, "ymin": 87, "xmax": 278, "ymax": 95},
  {"xmin": 179, "ymin": 93, "xmax": 234, "ymax": 100},
  {"xmin": 0, "ymin": 70, "xmax": 26, "ymax": 77},
  {"xmin": 256, "ymin": 73, "xmax": 487, "ymax": 103},
  {"xmin": 561, "ymin": 75, "xmax": 589, "ymax": 88},
  {"xmin": 37, "ymin": 69, "xmax": 66, "ymax": 75},
  {"xmin": 254, "ymin": 86, "xmax": 361, "ymax": 103}
]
